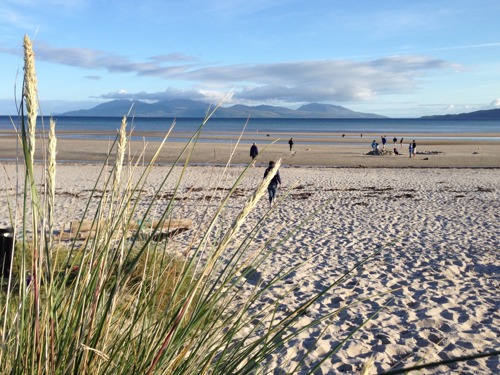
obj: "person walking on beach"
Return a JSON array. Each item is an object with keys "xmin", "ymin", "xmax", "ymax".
[
  {"xmin": 250, "ymin": 142, "xmax": 259, "ymax": 166},
  {"xmin": 412, "ymin": 140, "xmax": 417, "ymax": 156},
  {"xmin": 381, "ymin": 135, "xmax": 387, "ymax": 150},
  {"xmin": 264, "ymin": 161, "xmax": 281, "ymax": 206},
  {"xmin": 409, "ymin": 142, "xmax": 413, "ymax": 158},
  {"xmin": 393, "ymin": 136, "xmax": 397, "ymax": 145},
  {"xmin": 400, "ymin": 137, "xmax": 404, "ymax": 148},
  {"xmin": 288, "ymin": 138, "xmax": 294, "ymax": 151}
]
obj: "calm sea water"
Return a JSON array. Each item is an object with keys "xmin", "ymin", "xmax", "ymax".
[{"xmin": 1, "ymin": 116, "xmax": 499, "ymax": 142}]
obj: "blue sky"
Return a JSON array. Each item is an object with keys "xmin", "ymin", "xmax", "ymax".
[{"xmin": 1, "ymin": 0, "xmax": 499, "ymax": 117}]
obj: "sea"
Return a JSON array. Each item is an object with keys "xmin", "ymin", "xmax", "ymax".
[{"xmin": 1, "ymin": 116, "xmax": 499, "ymax": 144}]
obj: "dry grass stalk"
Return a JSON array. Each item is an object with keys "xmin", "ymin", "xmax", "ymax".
[
  {"xmin": 113, "ymin": 116, "xmax": 127, "ymax": 194},
  {"xmin": 47, "ymin": 118, "xmax": 57, "ymax": 234},
  {"xmin": 21, "ymin": 33, "xmax": 43, "ymax": 364},
  {"xmin": 23, "ymin": 34, "xmax": 38, "ymax": 165}
]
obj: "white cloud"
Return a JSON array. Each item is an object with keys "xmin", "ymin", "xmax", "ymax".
[
  {"xmin": 98, "ymin": 88, "xmax": 208, "ymax": 102},
  {"xmin": 1, "ymin": 39, "xmax": 461, "ymax": 106},
  {"xmin": 489, "ymin": 99, "xmax": 500, "ymax": 108}
]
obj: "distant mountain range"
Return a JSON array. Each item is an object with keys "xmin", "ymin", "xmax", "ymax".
[
  {"xmin": 421, "ymin": 108, "xmax": 500, "ymax": 120},
  {"xmin": 59, "ymin": 99, "xmax": 500, "ymax": 120},
  {"xmin": 59, "ymin": 99, "xmax": 387, "ymax": 119}
]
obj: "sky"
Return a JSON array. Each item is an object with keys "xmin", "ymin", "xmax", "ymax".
[{"xmin": 1, "ymin": 0, "xmax": 500, "ymax": 118}]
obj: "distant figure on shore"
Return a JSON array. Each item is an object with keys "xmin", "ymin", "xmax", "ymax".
[
  {"xmin": 288, "ymin": 138, "xmax": 294, "ymax": 151},
  {"xmin": 409, "ymin": 142, "xmax": 413, "ymax": 158},
  {"xmin": 264, "ymin": 161, "xmax": 281, "ymax": 206},
  {"xmin": 342, "ymin": 134, "xmax": 345, "ymax": 138},
  {"xmin": 400, "ymin": 137, "xmax": 404, "ymax": 148},
  {"xmin": 361, "ymin": 133, "xmax": 363, "ymax": 138},
  {"xmin": 381, "ymin": 135, "xmax": 387, "ymax": 150},
  {"xmin": 394, "ymin": 147, "xmax": 400, "ymax": 155},
  {"xmin": 371, "ymin": 140, "xmax": 379, "ymax": 153},
  {"xmin": 412, "ymin": 140, "xmax": 417, "ymax": 156},
  {"xmin": 393, "ymin": 136, "xmax": 397, "ymax": 145},
  {"xmin": 250, "ymin": 142, "xmax": 259, "ymax": 166}
]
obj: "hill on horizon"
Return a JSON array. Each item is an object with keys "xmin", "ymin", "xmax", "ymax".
[
  {"xmin": 420, "ymin": 108, "xmax": 500, "ymax": 120},
  {"xmin": 59, "ymin": 99, "xmax": 387, "ymax": 119}
]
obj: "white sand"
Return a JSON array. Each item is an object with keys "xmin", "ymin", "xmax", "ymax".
[{"xmin": 1, "ymin": 163, "xmax": 499, "ymax": 374}]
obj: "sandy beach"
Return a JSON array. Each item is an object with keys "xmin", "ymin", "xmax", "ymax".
[{"xmin": 1, "ymin": 144, "xmax": 499, "ymax": 373}]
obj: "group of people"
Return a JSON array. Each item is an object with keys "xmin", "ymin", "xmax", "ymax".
[
  {"xmin": 251, "ymin": 134, "xmax": 419, "ymax": 206},
  {"xmin": 371, "ymin": 136, "xmax": 417, "ymax": 157}
]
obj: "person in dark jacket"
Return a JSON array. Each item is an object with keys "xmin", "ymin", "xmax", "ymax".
[
  {"xmin": 288, "ymin": 138, "xmax": 294, "ymax": 151},
  {"xmin": 381, "ymin": 135, "xmax": 387, "ymax": 150},
  {"xmin": 264, "ymin": 161, "xmax": 281, "ymax": 205},
  {"xmin": 250, "ymin": 143, "xmax": 259, "ymax": 166}
]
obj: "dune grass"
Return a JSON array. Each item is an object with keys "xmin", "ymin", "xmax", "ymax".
[{"xmin": 0, "ymin": 35, "xmax": 400, "ymax": 374}]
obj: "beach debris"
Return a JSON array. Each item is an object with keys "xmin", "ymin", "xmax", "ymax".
[
  {"xmin": 477, "ymin": 187, "xmax": 494, "ymax": 192},
  {"xmin": 53, "ymin": 218, "xmax": 193, "ymax": 241},
  {"xmin": 352, "ymin": 201, "xmax": 368, "ymax": 206},
  {"xmin": 395, "ymin": 193, "xmax": 415, "ymax": 199},
  {"xmin": 365, "ymin": 149, "xmax": 393, "ymax": 156},
  {"xmin": 418, "ymin": 151, "xmax": 443, "ymax": 155},
  {"xmin": 292, "ymin": 192, "xmax": 313, "ymax": 199},
  {"xmin": 0, "ymin": 227, "xmax": 14, "ymax": 278}
]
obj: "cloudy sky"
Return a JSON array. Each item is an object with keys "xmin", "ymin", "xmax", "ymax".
[{"xmin": 1, "ymin": 0, "xmax": 499, "ymax": 117}]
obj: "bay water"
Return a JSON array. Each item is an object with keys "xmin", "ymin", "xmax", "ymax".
[{"xmin": 1, "ymin": 116, "xmax": 499, "ymax": 144}]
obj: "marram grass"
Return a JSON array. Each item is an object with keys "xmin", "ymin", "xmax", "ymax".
[{"xmin": 0, "ymin": 35, "xmax": 395, "ymax": 375}]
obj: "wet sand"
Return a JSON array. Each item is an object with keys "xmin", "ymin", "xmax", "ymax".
[{"xmin": 0, "ymin": 130, "xmax": 499, "ymax": 168}]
